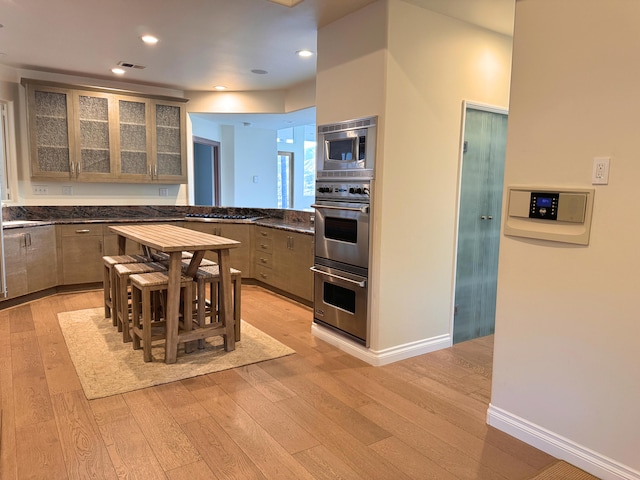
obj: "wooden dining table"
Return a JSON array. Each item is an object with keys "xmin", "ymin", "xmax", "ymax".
[{"xmin": 108, "ymin": 224, "xmax": 240, "ymax": 364}]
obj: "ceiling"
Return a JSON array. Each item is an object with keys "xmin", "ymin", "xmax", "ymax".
[{"xmin": 0, "ymin": 0, "xmax": 514, "ymax": 129}]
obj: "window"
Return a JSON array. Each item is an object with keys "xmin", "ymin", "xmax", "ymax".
[{"xmin": 277, "ymin": 151, "xmax": 293, "ymax": 208}]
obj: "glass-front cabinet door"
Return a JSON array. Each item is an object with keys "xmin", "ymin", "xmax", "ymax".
[
  {"xmin": 25, "ymin": 84, "xmax": 75, "ymax": 179},
  {"xmin": 74, "ymin": 91, "xmax": 116, "ymax": 180},
  {"xmin": 153, "ymin": 102, "xmax": 187, "ymax": 182},
  {"xmin": 116, "ymin": 96, "xmax": 153, "ymax": 180}
]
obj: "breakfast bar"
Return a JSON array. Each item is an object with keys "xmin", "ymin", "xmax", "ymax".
[{"xmin": 109, "ymin": 224, "xmax": 240, "ymax": 363}]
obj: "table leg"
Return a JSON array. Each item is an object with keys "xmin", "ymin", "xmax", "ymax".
[
  {"xmin": 117, "ymin": 235, "xmax": 126, "ymax": 255},
  {"xmin": 165, "ymin": 251, "xmax": 182, "ymax": 364},
  {"xmin": 217, "ymin": 248, "xmax": 235, "ymax": 351}
]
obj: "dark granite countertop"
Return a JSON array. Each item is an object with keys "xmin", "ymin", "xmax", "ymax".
[
  {"xmin": 3, "ymin": 215, "xmax": 314, "ymax": 235},
  {"xmin": 254, "ymin": 217, "xmax": 314, "ymax": 235}
]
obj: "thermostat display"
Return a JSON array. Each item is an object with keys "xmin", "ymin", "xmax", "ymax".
[{"xmin": 530, "ymin": 192, "xmax": 558, "ymax": 220}]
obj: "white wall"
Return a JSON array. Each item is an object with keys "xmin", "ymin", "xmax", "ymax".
[
  {"xmin": 233, "ymin": 126, "xmax": 278, "ymax": 207},
  {"xmin": 317, "ymin": 0, "xmax": 512, "ymax": 357},
  {"xmin": 489, "ymin": 1, "xmax": 640, "ymax": 477}
]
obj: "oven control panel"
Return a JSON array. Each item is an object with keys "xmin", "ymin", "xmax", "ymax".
[{"xmin": 316, "ymin": 182, "xmax": 371, "ymax": 202}]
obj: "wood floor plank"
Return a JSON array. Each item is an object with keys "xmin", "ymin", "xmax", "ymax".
[
  {"xmin": 15, "ymin": 420, "xmax": 68, "ymax": 480},
  {"xmin": 369, "ymin": 436, "xmax": 460, "ymax": 480},
  {"xmin": 293, "ymin": 445, "xmax": 365, "ymax": 480},
  {"xmin": 233, "ymin": 363, "xmax": 297, "ymax": 403},
  {"xmin": 123, "ymin": 388, "xmax": 202, "ymax": 471},
  {"xmin": 214, "ymin": 369, "xmax": 320, "ymax": 454},
  {"xmin": 334, "ymin": 367, "xmax": 538, "ymax": 479},
  {"xmin": 51, "ymin": 390, "xmax": 118, "ymax": 479},
  {"xmin": 9, "ymin": 304, "xmax": 35, "ymax": 334},
  {"xmin": 0, "ymin": 331, "xmax": 17, "ymax": 480},
  {"xmin": 182, "ymin": 415, "xmax": 267, "ymax": 480},
  {"xmin": 191, "ymin": 384, "xmax": 316, "ymax": 480},
  {"xmin": 357, "ymin": 400, "xmax": 524, "ymax": 480},
  {"xmin": 90, "ymin": 392, "xmax": 170, "ymax": 478},
  {"xmin": 11, "ymin": 329, "xmax": 54, "ymax": 428},
  {"xmin": 155, "ymin": 381, "xmax": 210, "ymax": 425},
  {"xmin": 167, "ymin": 460, "xmax": 218, "ymax": 480},
  {"xmin": 276, "ymin": 395, "xmax": 412, "ymax": 480},
  {"xmin": 273, "ymin": 371, "xmax": 391, "ymax": 446}
]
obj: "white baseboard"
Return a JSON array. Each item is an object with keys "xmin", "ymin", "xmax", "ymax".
[
  {"xmin": 487, "ymin": 404, "xmax": 640, "ymax": 480},
  {"xmin": 311, "ymin": 323, "xmax": 451, "ymax": 366}
]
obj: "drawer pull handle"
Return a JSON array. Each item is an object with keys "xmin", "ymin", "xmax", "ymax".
[
  {"xmin": 260, "ymin": 232, "xmax": 268, "ymax": 237},
  {"xmin": 260, "ymin": 273, "xmax": 267, "ymax": 279},
  {"xmin": 260, "ymin": 258, "xmax": 267, "ymax": 263},
  {"xmin": 75, "ymin": 229, "xmax": 91, "ymax": 234},
  {"xmin": 260, "ymin": 244, "xmax": 268, "ymax": 249}
]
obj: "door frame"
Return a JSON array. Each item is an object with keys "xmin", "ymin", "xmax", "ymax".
[
  {"xmin": 193, "ymin": 136, "xmax": 221, "ymax": 206},
  {"xmin": 450, "ymin": 100, "xmax": 508, "ymax": 341}
]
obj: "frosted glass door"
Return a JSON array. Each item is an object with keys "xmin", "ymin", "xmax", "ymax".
[
  {"xmin": 31, "ymin": 89, "xmax": 72, "ymax": 175},
  {"xmin": 453, "ymin": 106, "xmax": 508, "ymax": 344},
  {"xmin": 155, "ymin": 104, "xmax": 183, "ymax": 177},
  {"xmin": 77, "ymin": 94, "xmax": 112, "ymax": 175},
  {"xmin": 119, "ymin": 99, "xmax": 149, "ymax": 176}
]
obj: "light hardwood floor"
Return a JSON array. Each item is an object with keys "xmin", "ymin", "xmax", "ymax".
[{"xmin": 0, "ymin": 285, "xmax": 559, "ymax": 479}]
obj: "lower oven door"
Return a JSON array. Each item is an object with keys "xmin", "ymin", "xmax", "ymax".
[
  {"xmin": 312, "ymin": 201, "xmax": 369, "ymax": 269},
  {"xmin": 311, "ymin": 264, "xmax": 368, "ymax": 345}
]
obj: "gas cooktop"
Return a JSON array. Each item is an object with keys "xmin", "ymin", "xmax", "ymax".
[{"xmin": 184, "ymin": 213, "xmax": 261, "ymax": 222}]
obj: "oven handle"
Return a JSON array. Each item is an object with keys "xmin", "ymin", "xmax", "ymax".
[
  {"xmin": 310, "ymin": 266, "xmax": 367, "ymax": 288},
  {"xmin": 311, "ymin": 204, "xmax": 369, "ymax": 214}
]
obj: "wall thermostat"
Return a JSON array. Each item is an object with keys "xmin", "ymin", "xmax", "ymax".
[{"xmin": 504, "ymin": 186, "xmax": 594, "ymax": 245}]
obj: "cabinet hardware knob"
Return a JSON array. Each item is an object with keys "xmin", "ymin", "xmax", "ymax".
[
  {"xmin": 488, "ymin": 216, "xmax": 493, "ymax": 220},
  {"xmin": 481, "ymin": 216, "xmax": 487, "ymax": 220}
]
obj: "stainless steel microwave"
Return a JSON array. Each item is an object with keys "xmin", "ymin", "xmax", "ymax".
[{"xmin": 317, "ymin": 116, "xmax": 377, "ymax": 179}]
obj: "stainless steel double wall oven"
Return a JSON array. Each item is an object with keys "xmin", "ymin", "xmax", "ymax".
[{"xmin": 312, "ymin": 116, "xmax": 376, "ymax": 346}]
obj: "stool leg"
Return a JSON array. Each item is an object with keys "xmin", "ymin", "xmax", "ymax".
[
  {"xmin": 103, "ymin": 263, "xmax": 112, "ymax": 320},
  {"xmin": 131, "ymin": 286, "xmax": 142, "ymax": 351},
  {"xmin": 120, "ymin": 273, "xmax": 133, "ymax": 343},
  {"xmin": 142, "ymin": 287, "xmax": 153, "ymax": 362},
  {"xmin": 234, "ymin": 277, "xmax": 241, "ymax": 342},
  {"xmin": 183, "ymin": 282, "xmax": 196, "ymax": 354},
  {"xmin": 110, "ymin": 266, "xmax": 118, "ymax": 326}
]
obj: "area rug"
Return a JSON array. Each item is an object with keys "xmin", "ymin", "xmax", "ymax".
[
  {"xmin": 528, "ymin": 461, "xmax": 600, "ymax": 479},
  {"xmin": 58, "ymin": 308, "xmax": 295, "ymax": 400}
]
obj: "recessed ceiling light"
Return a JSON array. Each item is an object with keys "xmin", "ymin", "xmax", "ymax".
[
  {"xmin": 111, "ymin": 67, "xmax": 125, "ymax": 75},
  {"xmin": 251, "ymin": 69, "xmax": 268, "ymax": 75},
  {"xmin": 267, "ymin": 0, "xmax": 304, "ymax": 6},
  {"xmin": 141, "ymin": 35, "xmax": 159, "ymax": 45},
  {"xmin": 214, "ymin": 85, "xmax": 227, "ymax": 91},
  {"xmin": 296, "ymin": 49, "xmax": 314, "ymax": 58}
]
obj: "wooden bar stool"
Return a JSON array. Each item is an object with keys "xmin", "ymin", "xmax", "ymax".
[
  {"xmin": 191, "ymin": 264, "xmax": 242, "ymax": 344},
  {"xmin": 102, "ymin": 254, "xmax": 149, "ymax": 322},
  {"xmin": 113, "ymin": 262, "xmax": 166, "ymax": 343},
  {"xmin": 129, "ymin": 271, "xmax": 193, "ymax": 362}
]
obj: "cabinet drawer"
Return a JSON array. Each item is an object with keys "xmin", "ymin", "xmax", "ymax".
[
  {"xmin": 254, "ymin": 265, "xmax": 274, "ymax": 285},
  {"xmin": 255, "ymin": 228, "xmax": 273, "ymax": 240},
  {"xmin": 254, "ymin": 252, "xmax": 273, "ymax": 269},
  {"xmin": 59, "ymin": 224, "xmax": 103, "ymax": 237},
  {"xmin": 254, "ymin": 237, "xmax": 273, "ymax": 254}
]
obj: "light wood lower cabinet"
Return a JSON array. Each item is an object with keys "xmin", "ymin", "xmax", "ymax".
[
  {"xmin": 3, "ymin": 225, "xmax": 57, "ymax": 299},
  {"xmin": 57, "ymin": 224, "xmax": 104, "ymax": 285},
  {"xmin": 253, "ymin": 226, "xmax": 313, "ymax": 302},
  {"xmin": 182, "ymin": 222, "xmax": 252, "ymax": 277}
]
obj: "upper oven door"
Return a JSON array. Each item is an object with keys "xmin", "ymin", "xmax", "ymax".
[{"xmin": 313, "ymin": 201, "xmax": 370, "ymax": 269}]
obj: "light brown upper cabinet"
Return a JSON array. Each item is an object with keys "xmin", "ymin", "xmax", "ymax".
[{"xmin": 22, "ymin": 78, "xmax": 188, "ymax": 183}]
